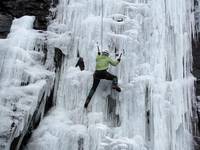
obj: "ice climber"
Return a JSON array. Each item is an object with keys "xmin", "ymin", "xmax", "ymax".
[{"xmin": 84, "ymin": 49, "xmax": 121, "ymax": 108}]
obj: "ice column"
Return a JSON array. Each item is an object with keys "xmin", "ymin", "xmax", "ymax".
[{"xmin": 26, "ymin": 0, "xmax": 195, "ymax": 150}]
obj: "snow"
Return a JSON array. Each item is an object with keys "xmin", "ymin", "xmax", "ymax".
[
  {"xmin": 25, "ymin": 0, "xmax": 195, "ymax": 150},
  {"xmin": 0, "ymin": 16, "xmax": 54, "ymax": 149}
]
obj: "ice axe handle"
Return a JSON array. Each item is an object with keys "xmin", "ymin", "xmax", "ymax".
[
  {"xmin": 119, "ymin": 53, "xmax": 122, "ymax": 59},
  {"xmin": 117, "ymin": 53, "xmax": 122, "ymax": 62},
  {"xmin": 96, "ymin": 42, "xmax": 101, "ymax": 55}
]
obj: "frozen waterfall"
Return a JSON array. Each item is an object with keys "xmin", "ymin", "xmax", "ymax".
[
  {"xmin": 24, "ymin": 0, "xmax": 195, "ymax": 150},
  {"xmin": 0, "ymin": 16, "xmax": 54, "ymax": 149}
]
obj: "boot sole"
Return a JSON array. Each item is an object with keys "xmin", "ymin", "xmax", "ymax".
[{"xmin": 112, "ymin": 87, "xmax": 121, "ymax": 92}]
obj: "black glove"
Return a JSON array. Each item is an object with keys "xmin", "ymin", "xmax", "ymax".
[{"xmin": 117, "ymin": 58, "xmax": 121, "ymax": 62}]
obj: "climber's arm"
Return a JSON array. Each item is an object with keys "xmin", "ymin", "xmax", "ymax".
[{"xmin": 109, "ymin": 57, "xmax": 120, "ymax": 66}]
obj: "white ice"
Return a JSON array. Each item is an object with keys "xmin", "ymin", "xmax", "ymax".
[
  {"xmin": 26, "ymin": 0, "xmax": 195, "ymax": 150},
  {"xmin": 0, "ymin": 16, "xmax": 54, "ymax": 149}
]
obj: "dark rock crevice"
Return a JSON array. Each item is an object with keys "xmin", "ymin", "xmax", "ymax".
[
  {"xmin": 0, "ymin": 0, "xmax": 54, "ymax": 38},
  {"xmin": 52, "ymin": 47, "xmax": 65, "ymax": 105},
  {"xmin": 106, "ymin": 94, "xmax": 121, "ymax": 127},
  {"xmin": 192, "ymin": 0, "xmax": 200, "ymax": 149}
]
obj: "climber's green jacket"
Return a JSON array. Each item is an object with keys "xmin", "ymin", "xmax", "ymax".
[{"xmin": 95, "ymin": 54, "xmax": 119, "ymax": 71}]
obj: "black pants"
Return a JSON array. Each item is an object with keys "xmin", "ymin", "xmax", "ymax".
[{"xmin": 86, "ymin": 70, "xmax": 118, "ymax": 102}]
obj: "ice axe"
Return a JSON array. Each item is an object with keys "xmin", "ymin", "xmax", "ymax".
[
  {"xmin": 115, "ymin": 52, "xmax": 122, "ymax": 62},
  {"xmin": 117, "ymin": 48, "xmax": 125, "ymax": 61},
  {"xmin": 119, "ymin": 49, "xmax": 125, "ymax": 58},
  {"xmin": 96, "ymin": 42, "xmax": 101, "ymax": 54},
  {"xmin": 119, "ymin": 53, "xmax": 122, "ymax": 59}
]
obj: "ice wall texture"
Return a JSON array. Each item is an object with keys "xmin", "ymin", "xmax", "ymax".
[
  {"xmin": 0, "ymin": 16, "xmax": 54, "ymax": 149},
  {"xmin": 26, "ymin": 0, "xmax": 195, "ymax": 150}
]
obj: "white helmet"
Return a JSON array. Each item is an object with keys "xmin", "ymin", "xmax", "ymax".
[{"xmin": 102, "ymin": 50, "xmax": 109, "ymax": 56}]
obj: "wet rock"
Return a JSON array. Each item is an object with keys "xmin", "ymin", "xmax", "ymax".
[
  {"xmin": 192, "ymin": 1, "xmax": 200, "ymax": 149},
  {"xmin": 0, "ymin": 0, "xmax": 52, "ymax": 38},
  {"xmin": 106, "ymin": 95, "xmax": 121, "ymax": 127},
  {"xmin": 0, "ymin": 14, "xmax": 13, "ymax": 38},
  {"xmin": 54, "ymin": 47, "xmax": 65, "ymax": 70}
]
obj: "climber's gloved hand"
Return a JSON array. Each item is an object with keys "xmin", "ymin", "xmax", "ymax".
[{"xmin": 117, "ymin": 58, "xmax": 121, "ymax": 62}]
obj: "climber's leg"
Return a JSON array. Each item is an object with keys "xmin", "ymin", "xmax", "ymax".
[
  {"xmin": 102, "ymin": 71, "xmax": 121, "ymax": 92},
  {"xmin": 84, "ymin": 75, "xmax": 100, "ymax": 108}
]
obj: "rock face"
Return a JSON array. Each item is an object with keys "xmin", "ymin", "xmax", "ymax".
[
  {"xmin": 0, "ymin": 0, "xmax": 53, "ymax": 38},
  {"xmin": 193, "ymin": 0, "xmax": 200, "ymax": 149},
  {"xmin": 0, "ymin": 14, "xmax": 13, "ymax": 38}
]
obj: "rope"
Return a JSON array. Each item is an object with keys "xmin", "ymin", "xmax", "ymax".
[{"xmin": 100, "ymin": 0, "xmax": 104, "ymax": 50}]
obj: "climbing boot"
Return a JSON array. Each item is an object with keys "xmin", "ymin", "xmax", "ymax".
[
  {"xmin": 84, "ymin": 103, "xmax": 88, "ymax": 109},
  {"xmin": 112, "ymin": 85, "xmax": 121, "ymax": 92},
  {"xmin": 84, "ymin": 98, "xmax": 91, "ymax": 108}
]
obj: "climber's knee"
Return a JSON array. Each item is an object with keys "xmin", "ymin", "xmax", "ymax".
[{"xmin": 112, "ymin": 76, "xmax": 118, "ymax": 85}]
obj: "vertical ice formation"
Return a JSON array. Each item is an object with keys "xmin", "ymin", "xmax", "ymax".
[
  {"xmin": 26, "ymin": 0, "xmax": 195, "ymax": 150},
  {"xmin": 148, "ymin": 1, "xmax": 195, "ymax": 150},
  {"xmin": 195, "ymin": 0, "xmax": 200, "ymax": 33},
  {"xmin": 0, "ymin": 16, "xmax": 54, "ymax": 149}
]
